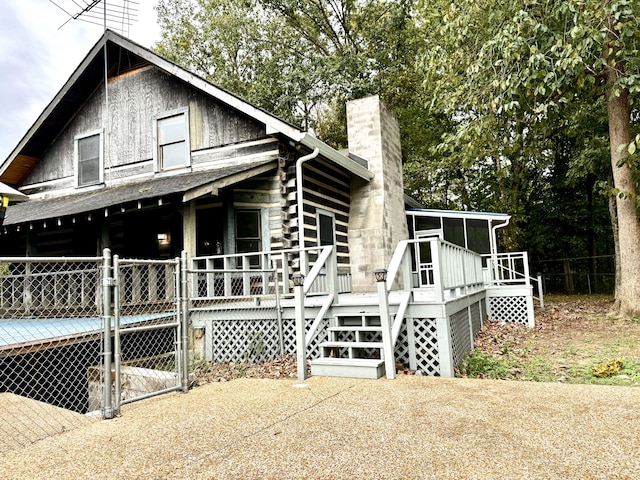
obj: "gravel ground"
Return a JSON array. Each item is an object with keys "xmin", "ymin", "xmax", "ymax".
[{"xmin": 1, "ymin": 375, "xmax": 639, "ymax": 479}]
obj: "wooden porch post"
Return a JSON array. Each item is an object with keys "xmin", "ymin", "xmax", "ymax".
[
  {"xmin": 375, "ymin": 269, "xmax": 396, "ymax": 380},
  {"xmin": 293, "ymin": 273, "xmax": 307, "ymax": 381}
]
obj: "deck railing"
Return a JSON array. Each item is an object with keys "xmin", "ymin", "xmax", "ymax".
[
  {"xmin": 482, "ymin": 252, "xmax": 544, "ymax": 307},
  {"xmin": 389, "ymin": 238, "xmax": 485, "ymax": 300},
  {"xmin": 0, "ymin": 257, "xmax": 103, "ymax": 316},
  {"xmin": 189, "ymin": 245, "xmax": 347, "ymax": 300}
]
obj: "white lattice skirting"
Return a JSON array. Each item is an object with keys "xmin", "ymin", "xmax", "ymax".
[{"xmin": 488, "ymin": 295, "xmax": 530, "ymax": 325}]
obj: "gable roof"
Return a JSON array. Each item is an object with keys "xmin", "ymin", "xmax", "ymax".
[{"xmin": 0, "ymin": 30, "xmax": 372, "ymax": 186}]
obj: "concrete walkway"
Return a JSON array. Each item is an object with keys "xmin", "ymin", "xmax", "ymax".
[{"xmin": 1, "ymin": 375, "xmax": 639, "ymax": 479}]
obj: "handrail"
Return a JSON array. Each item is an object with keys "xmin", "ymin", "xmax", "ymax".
[
  {"xmin": 303, "ymin": 245, "xmax": 334, "ymax": 295},
  {"xmin": 385, "ymin": 239, "xmax": 412, "ymax": 292},
  {"xmin": 391, "ymin": 291, "xmax": 412, "ymax": 345},
  {"xmin": 305, "ymin": 293, "xmax": 335, "ymax": 346}
]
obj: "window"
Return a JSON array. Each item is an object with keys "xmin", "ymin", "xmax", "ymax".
[
  {"xmin": 75, "ymin": 130, "xmax": 103, "ymax": 187},
  {"xmin": 466, "ymin": 218, "xmax": 490, "ymax": 254},
  {"xmin": 443, "ymin": 217, "xmax": 465, "ymax": 247},
  {"xmin": 154, "ymin": 108, "xmax": 190, "ymax": 171},
  {"xmin": 235, "ymin": 210, "xmax": 262, "ymax": 267},
  {"xmin": 317, "ymin": 210, "xmax": 335, "ymax": 246}
]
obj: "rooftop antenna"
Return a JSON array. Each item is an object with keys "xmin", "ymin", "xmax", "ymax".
[
  {"xmin": 50, "ymin": 0, "xmax": 139, "ymax": 35},
  {"xmin": 50, "ymin": 1, "xmax": 140, "ymax": 187}
]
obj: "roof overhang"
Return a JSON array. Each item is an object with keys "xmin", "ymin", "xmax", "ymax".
[
  {"xmin": 406, "ymin": 208, "xmax": 511, "ymax": 223},
  {"xmin": 3, "ymin": 159, "xmax": 276, "ymax": 227},
  {"xmin": 299, "ymin": 134, "xmax": 374, "ymax": 181}
]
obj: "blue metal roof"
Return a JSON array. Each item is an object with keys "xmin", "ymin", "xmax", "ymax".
[{"xmin": 0, "ymin": 313, "xmax": 175, "ymax": 348}]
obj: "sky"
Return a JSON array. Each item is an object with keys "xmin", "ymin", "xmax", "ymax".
[{"xmin": 0, "ymin": 0, "xmax": 161, "ymax": 161}]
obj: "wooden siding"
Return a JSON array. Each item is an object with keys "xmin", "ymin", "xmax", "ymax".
[
  {"xmin": 20, "ymin": 66, "xmax": 267, "ymax": 196},
  {"xmin": 231, "ymin": 170, "xmax": 283, "ymax": 251},
  {"xmin": 301, "ymin": 158, "xmax": 352, "ymax": 270}
]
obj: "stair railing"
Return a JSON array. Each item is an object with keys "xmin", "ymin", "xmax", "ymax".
[
  {"xmin": 293, "ymin": 245, "xmax": 338, "ymax": 381},
  {"xmin": 376, "ymin": 240, "xmax": 418, "ymax": 379}
]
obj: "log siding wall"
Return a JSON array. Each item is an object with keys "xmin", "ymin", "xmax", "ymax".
[{"xmin": 301, "ymin": 158, "xmax": 352, "ymax": 271}]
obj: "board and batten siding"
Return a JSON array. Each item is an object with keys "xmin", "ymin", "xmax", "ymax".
[{"xmin": 20, "ymin": 65, "xmax": 267, "ymax": 195}]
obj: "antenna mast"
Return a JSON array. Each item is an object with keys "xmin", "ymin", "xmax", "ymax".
[
  {"xmin": 50, "ymin": 0, "xmax": 139, "ymax": 35},
  {"xmin": 51, "ymin": 1, "xmax": 140, "ymax": 186}
]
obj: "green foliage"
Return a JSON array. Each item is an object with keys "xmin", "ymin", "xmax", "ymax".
[
  {"xmin": 457, "ymin": 350, "xmax": 512, "ymax": 378},
  {"xmin": 155, "ymin": 0, "xmax": 426, "ymax": 141}
]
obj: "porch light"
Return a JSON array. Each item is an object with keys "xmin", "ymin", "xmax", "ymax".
[
  {"xmin": 292, "ymin": 272, "xmax": 305, "ymax": 287},
  {"xmin": 374, "ymin": 269, "xmax": 388, "ymax": 283},
  {"xmin": 157, "ymin": 233, "xmax": 170, "ymax": 246}
]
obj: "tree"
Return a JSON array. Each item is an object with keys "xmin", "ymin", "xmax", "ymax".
[
  {"xmin": 154, "ymin": 0, "xmax": 433, "ymax": 151},
  {"xmin": 419, "ymin": 0, "xmax": 640, "ymax": 315}
]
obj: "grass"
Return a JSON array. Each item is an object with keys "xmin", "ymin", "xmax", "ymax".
[{"xmin": 457, "ymin": 295, "xmax": 640, "ymax": 386}]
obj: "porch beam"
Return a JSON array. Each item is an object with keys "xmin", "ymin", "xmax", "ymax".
[{"xmin": 182, "ymin": 161, "xmax": 277, "ymax": 202}]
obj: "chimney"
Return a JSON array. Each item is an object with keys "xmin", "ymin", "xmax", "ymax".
[{"xmin": 347, "ymin": 96, "xmax": 409, "ymax": 292}]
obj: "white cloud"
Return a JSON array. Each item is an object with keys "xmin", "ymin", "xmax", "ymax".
[{"xmin": 0, "ymin": 0, "xmax": 160, "ymax": 161}]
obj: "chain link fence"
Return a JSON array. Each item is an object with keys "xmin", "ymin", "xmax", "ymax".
[
  {"xmin": 0, "ymin": 256, "xmax": 105, "ymax": 453},
  {"xmin": 111, "ymin": 257, "xmax": 185, "ymax": 413},
  {"xmin": 531, "ymin": 255, "xmax": 615, "ymax": 295},
  {"xmin": 0, "ymin": 253, "xmax": 185, "ymax": 453}
]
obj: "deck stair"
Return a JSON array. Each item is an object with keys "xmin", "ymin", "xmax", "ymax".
[{"xmin": 310, "ymin": 311, "xmax": 389, "ymax": 379}]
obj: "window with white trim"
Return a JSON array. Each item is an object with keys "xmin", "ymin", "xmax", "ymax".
[
  {"xmin": 75, "ymin": 130, "xmax": 103, "ymax": 187},
  {"xmin": 154, "ymin": 107, "xmax": 190, "ymax": 171}
]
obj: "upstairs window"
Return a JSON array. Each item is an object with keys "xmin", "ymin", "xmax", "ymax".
[
  {"xmin": 75, "ymin": 130, "xmax": 103, "ymax": 187},
  {"xmin": 154, "ymin": 107, "xmax": 190, "ymax": 172}
]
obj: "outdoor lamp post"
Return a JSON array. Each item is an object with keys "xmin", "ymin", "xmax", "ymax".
[
  {"xmin": 0, "ymin": 182, "xmax": 29, "ymax": 227},
  {"xmin": 374, "ymin": 268, "xmax": 395, "ymax": 379},
  {"xmin": 374, "ymin": 269, "xmax": 388, "ymax": 283},
  {"xmin": 292, "ymin": 272, "xmax": 307, "ymax": 381},
  {"xmin": 0, "ymin": 195, "xmax": 7, "ymax": 226}
]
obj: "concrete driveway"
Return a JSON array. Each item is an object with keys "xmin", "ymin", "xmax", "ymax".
[{"xmin": 1, "ymin": 375, "xmax": 638, "ymax": 479}]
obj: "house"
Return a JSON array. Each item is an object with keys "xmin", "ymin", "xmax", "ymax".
[
  {"xmin": 0, "ymin": 30, "xmax": 408, "ymax": 295},
  {"xmin": 0, "ymin": 30, "xmax": 539, "ymax": 409}
]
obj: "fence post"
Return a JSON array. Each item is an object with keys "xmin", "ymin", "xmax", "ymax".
[
  {"xmin": 293, "ymin": 272, "xmax": 307, "ymax": 381},
  {"xmin": 113, "ymin": 254, "xmax": 122, "ymax": 415},
  {"xmin": 375, "ymin": 269, "xmax": 395, "ymax": 380},
  {"xmin": 180, "ymin": 251, "xmax": 190, "ymax": 393},
  {"xmin": 101, "ymin": 248, "xmax": 115, "ymax": 419},
  {"xmin": 537, "ymin": 273, "xmax": 544, "ymax": 309}
]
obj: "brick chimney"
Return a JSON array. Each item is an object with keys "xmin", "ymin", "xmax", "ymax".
[{"xmin": 347, "ymin": 96, "xmax": 409, "ymax": 293}]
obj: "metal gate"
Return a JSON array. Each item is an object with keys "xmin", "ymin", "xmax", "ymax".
[
  {"xmin": 0, "ymin": 250, "xmax": 188, "ymax": 451},
  {"xmin": 108, "ymin": 255, "xmax": 188, "ymax": 417}
]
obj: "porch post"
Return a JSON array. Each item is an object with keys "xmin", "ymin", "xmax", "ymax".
[
  {"xmin": 436, "ymin": 315, "xmax": 455, "ymax": 378},
  {"xmin": 375, "ymin": 269, "xmax": 396, "ymax": 380},
  {"xmin": 293, "ymin": 273, "xmax": 307, "ymax": 381}
]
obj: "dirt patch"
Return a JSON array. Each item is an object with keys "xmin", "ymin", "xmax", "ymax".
[
  {"xmin": 190, "ymin": 355, "xmax": 302, "ymax": 384},
  {"xmin": 462, "ymin": 295, "xmax": 640, "ymax": 385}
]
